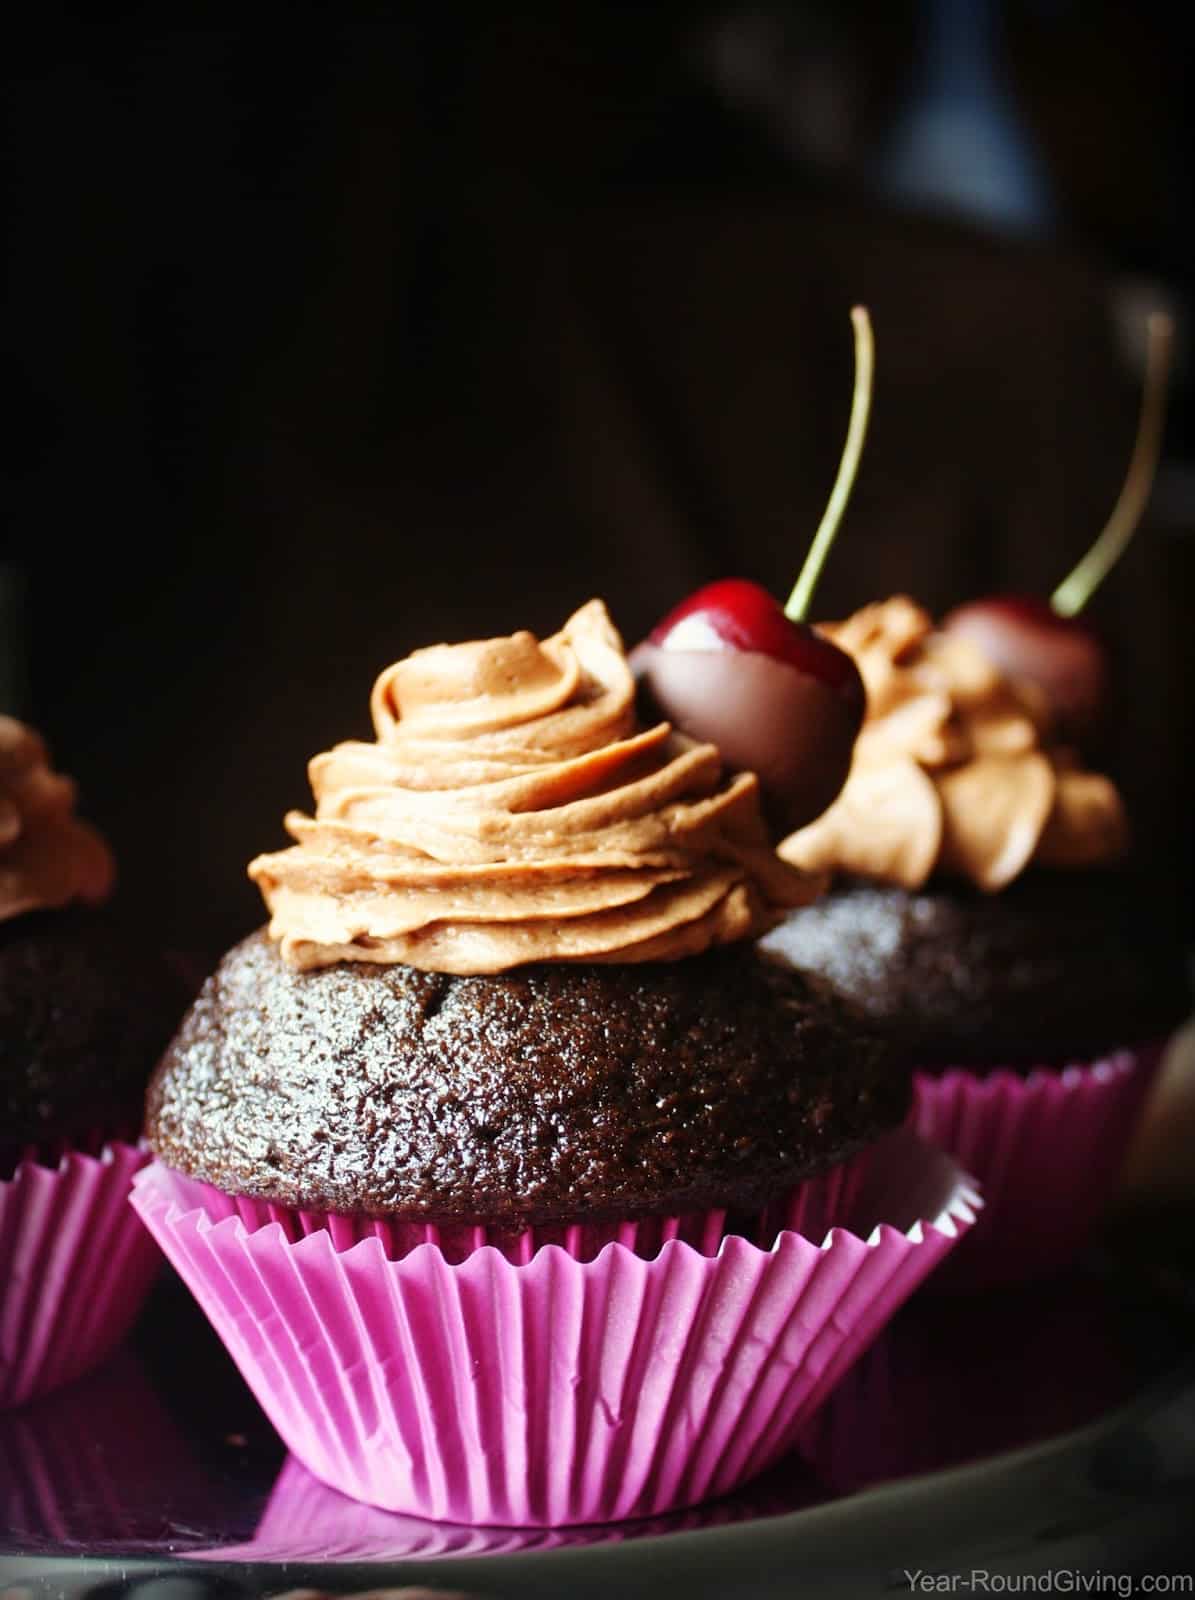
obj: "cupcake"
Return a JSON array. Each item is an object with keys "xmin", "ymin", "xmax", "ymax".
[
  {"xmin": 132, "ymin": 599, "xmax": 976, "ymax": 1525},
  {"xmin": 0, "ymin": 717, "xmax": 184, "ymax": 1406},
  {"xmin": 768, "ymin": 597, "xmax": 1189, "ymax": 1287}
]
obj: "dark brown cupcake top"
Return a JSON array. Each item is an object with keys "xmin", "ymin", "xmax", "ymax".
[
  {"xmin": 146, "ymin": 930, "xmax": 909, "ymax": 1223},
  {"xmin": 1, "ymin": 909, "xmax": 189, "ymax": 1164},
  {"xmin": 762, "ymin": 870, "xmax": 1191, "ymax": 1071}
]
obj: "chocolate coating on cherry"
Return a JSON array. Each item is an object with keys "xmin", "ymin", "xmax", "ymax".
[
  {"xmin": 632, "ymin": 579, "xmax": 865, "ymax": 833},
  {"xmin": 943, "ymin": 595, "xmax": 1107, "ymax": 736}
]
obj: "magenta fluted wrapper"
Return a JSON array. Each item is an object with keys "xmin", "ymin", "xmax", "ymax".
[
  {"xmin": 911, "ymin": 1042, "xmax": 1164, "ymax": 1291},
  {"xmin": 178, "ymin": 1143, "xmax": 877, "ymax": 1264},
  {"xmin": 0, "ymin": 1141, "xmax": 160, "ymax": 1408},
  {"xmin": 131, "ymin": 1130, "xmax": 978, "ymax": 1527}
]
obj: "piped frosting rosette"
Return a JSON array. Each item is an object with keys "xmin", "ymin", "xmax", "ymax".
[
  {"xmin": 779, "ymin": 596, "xmax": 1126, "ymax": 891},
  {"xmin": 0, "ymin": 716, "xmax": 113, "ymax": 924},
  {"xmin": 250, "ymin": 599, "xmax": 814, "ymax": 974}
]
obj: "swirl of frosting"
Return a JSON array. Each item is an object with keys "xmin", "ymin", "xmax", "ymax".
[
  {"xmin": 779, "ymin": 597, "xmax": 1128, "ymax": 892},
  {"xmin": 0, "ymin": 717, "xmax": 114, "ymax": 923},
  {"xmin": 250, "ymin": 600, "xmax": 815, "ymax": 973}
]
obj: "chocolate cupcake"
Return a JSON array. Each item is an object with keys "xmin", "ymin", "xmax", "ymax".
[
  {"xmin": 0, "ymin": 717, "xmax": 183, "ymax": 1406},
  {"xmin": 148, "ymin": 934, "xmax": 905, "ymax": 1254},
  {"xmin": 769, "ymin": 597, "xmax": 1190, "ymax": 1286},
  {"xmin": 133, "ymin": 600, "xmax": 977, "ymax": 1525}
]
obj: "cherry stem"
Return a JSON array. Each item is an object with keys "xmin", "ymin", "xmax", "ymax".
[
  {"xmin": 1051, "ymin": 311, "xmax": 1174, "ymax": 618},
  {"xmin": 785, "ymin": 306, "xmax": 875, "ymax": 623}
]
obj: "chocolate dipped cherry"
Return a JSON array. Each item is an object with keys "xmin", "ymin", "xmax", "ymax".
[
  {"xmin": 943, "ymin": 311, "xmax": 1173, "ymax": 737},
  {"xmin": 633, "ymin": 308, "xmax": 873, "ymax": 832},
  {"xmin": 943, "ymin": 595, "xmax": 1106, "ymax": 733},
  {"xmin": 633, "ymin": 580, "xmax": 864, "ymax": 833}
]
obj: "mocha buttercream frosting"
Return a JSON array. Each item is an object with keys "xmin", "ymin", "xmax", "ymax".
[
  {"xmin": 779, "ymin": 597, "xmax": 1127, "ymax": 892},
  {"xmin": 0, "ymin": 717, "xmax": 114, "ymax": 924},
  {"xmin": 250, "ymin": 600, "xmax": 816, "ymax": 973}
]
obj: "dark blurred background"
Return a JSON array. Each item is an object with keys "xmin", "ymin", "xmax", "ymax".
[{"xmin": 2, "ymin": 2, "xmax": 1193, "ymax": 957}]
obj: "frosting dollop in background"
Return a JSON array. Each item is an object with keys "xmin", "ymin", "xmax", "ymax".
[
  {"xmin": 780, "ymin": 597, "xmax": 1127, "ymax": 892},
  {"xmin": 251, "ymin": 600, "xmax": 814, "ymax": 973},
  {"xmin": 0, "ymin": 717, "xmax": 114, "ymax": 923}
]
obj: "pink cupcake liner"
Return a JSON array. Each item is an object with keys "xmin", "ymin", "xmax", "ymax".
[
  {"xmin": 130, "ymin": 1129, "xmax": 978, "ymax": 1527},
  {"xmin": 183, "ymin": 1138, "xmax": 878, "ymax": 1264},
  {"xmin": 911, "ymin": 1041, "xmax": 1164, "ymax": 1291},
  {"xmin": 0, "ymin": 1139, "xmax": 160, "ymax": 1409}
]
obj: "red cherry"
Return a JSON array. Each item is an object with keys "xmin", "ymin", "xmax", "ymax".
[
  {"xmin": 633, "ymin": 307, "xmax": 876, "ymax": 833},
  {"xmin": 646, "ymin": 578, "xmax": 863, "ymax": 694},
  {"xmin": 633, "ymin": 308, "xmax": 875, "ymax": 833},
  {"xmin": 633, "ymin": 579, "xmax": 865, "ymax": 833},
  {"xmin": 942, "ymin": 594, "xmax": 1107, "ymax": 734},
  {"xmin": 945, "ymin": 312, "xmax": 1173, "ymax": 738}
]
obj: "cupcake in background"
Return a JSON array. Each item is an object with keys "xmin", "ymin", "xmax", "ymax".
[
  {"xmin": 767, "ymin": 597, "xmax": 1189, "ymax": 1287},
  {"xmin": 133, "ymin": 598, "xmax": 977, "ymax": 1526},
  {"xmin": 1, "ymin": 717, "xmax": 185, "ymax": 1406}
]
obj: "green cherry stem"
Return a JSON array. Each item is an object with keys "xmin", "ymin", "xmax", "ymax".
[
  {"xmin": 1051, "ymin": 310, "xmax": 1175, "ymax": 618},
  {"xmin": 784, "ymin": 305, "xmax": 875, "ymax": 624}
]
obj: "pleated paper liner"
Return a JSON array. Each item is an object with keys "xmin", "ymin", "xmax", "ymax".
[
  {"xmin": 179, "ymin": 1136, "xmax": 880, "ymax": 1264},
  {"xmin": 131, "ymin": 1128, "xmax": 979, "ymax": 1527},
  {"xmin": 0, "ymin": 1139, "xmax": 160, "ymax": 1409},
  {"xmin": 911, "ymin": 1041, "xmax": 1164, "ymax": 1292}
]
